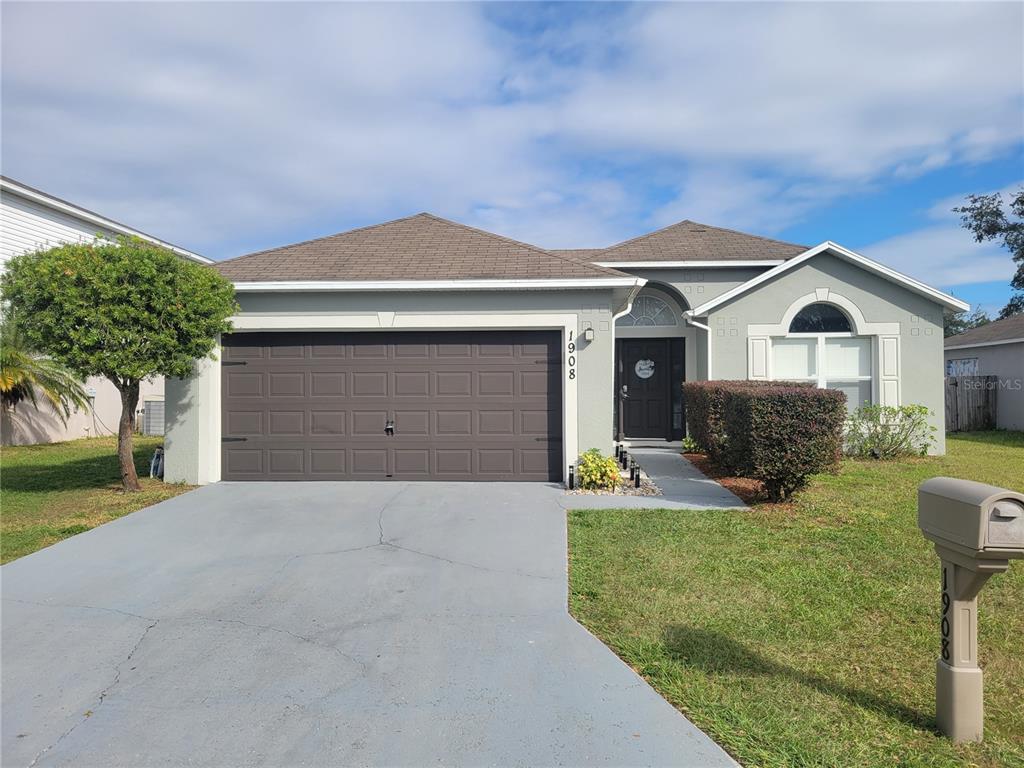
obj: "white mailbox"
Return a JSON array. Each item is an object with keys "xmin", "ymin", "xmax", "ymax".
[{"xmin": 919, "ymin": 477, "xmax": 1024, "ymax": 560}]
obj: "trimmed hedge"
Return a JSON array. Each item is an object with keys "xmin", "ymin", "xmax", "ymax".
[{"xmin": 684, "ymin": 380, "xmax": 845, "ymax": 501}]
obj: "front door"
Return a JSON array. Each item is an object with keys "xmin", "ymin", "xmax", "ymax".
[{"xmin": 617, "ymin": 339, "xmax": 671, "ymax": 439}]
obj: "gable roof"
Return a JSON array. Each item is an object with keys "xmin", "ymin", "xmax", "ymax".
[
  {"xmin": 687, "ymin": 241, "xmax": 970, "ymax": 316},
  {"xmin": 588, "ymin": 219, "xmax": 807, "ymax": 266},
  {"xmin": 945, "ymin": 313, "xmax": 1024, "ymax": 349},
  {"xmin": 216, "ymin": 213, "xmax": 637, "ymax": 288},
  {"xmin": 0, "ymin": 176, "xmax": 211, "ymax": 264}
]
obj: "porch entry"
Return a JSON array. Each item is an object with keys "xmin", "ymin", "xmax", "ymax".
[{"xmin": 615, "ymin": 338, "xmax": 685, "ymax": 441}]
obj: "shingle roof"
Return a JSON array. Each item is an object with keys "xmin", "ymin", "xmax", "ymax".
[
  {"xmin": 945, "ymin": 313, "xmax": 1024, "ymax": 347},
  {"xmin": 587, "ymin": 219, "xmax": 808, "ymax": 263},
  {"xmin": 215, "ymin": 213, "xmax": 627, "ymax": 282}
]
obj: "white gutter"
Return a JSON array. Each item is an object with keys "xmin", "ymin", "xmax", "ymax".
[
  {"xmin": 0, "ymin": 177, "xmax": 212, "ymax": 265},
  {"xmin": 232, "ymin": 277, "xmax": 645, "ymax": 292},
  {"xmin": 945, "ymin": 337, "xmax": 1024, "ymax": 351},
  {"xmin": 594, "ymin": 260, "xmax": 784, "ymax": 269}
]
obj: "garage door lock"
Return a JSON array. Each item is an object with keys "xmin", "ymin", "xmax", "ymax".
[{"xmin": 385, "ymin": 419, "xmax": 395, "ymax": 436}]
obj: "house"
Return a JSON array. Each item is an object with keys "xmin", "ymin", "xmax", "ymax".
[
  {"xmin": 944, "ymin": 313, "xmax": 1024, "ymax": 430},
  {"xmin": 164, "ymin": 213, "xmax": 968, "ymax": 484},
  {"xmin": 0, "ymin": 176, "xmax": 211, "ymax": 445}
]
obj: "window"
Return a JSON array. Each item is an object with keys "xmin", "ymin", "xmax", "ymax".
[
  {"xmin": 789, "ymin": 303, "xmax": 852, "ymax": 333},
  {"xmin": 946, "ymin": 358, "xmax": 978, "ymax": 376},
  {"xmin": 771, "ymin": 334, "xmax": 872, "ymax": 413},
  {"xmin": 617, "ymin": 295, "xmax": 677, "ymax": 327}
]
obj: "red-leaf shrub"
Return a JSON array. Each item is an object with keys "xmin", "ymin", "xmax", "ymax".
[{"xmin": 684, "ymin": 380, "xmax": 845, "ymax": 501}]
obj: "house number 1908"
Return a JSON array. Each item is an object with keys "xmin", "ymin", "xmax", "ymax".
[
  {"xmin": 567, "ymin": 331, "xmax": 576, "ymax": 380},
  {"xmin": 940, "ymin": 566, "xmax": 950, "ymax": 662}
]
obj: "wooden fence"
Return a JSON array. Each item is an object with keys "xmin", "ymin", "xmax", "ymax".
[{"xmin": 945, "ymin": 375, "xmax": 997, "ymax": 432}]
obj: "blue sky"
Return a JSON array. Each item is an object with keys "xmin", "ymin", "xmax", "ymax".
[{"xmin": 2, "ymin": 2, "xmax": 1022, "ymax": 315}]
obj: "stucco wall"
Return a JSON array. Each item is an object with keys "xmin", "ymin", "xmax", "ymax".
[
  {"xmin": 944, "ymin": 341, "xmax": 1024, "ymax": 430},
  {"xmin": 701, "ymin": 252, "xmax": 948, "ymax": 453},
  {"xmin": 1, "ymin": 375, "xmax": 163, "ymax": 446},
  {"xmin": 165, "ymin": 288, "xmax": 623, "ymax": 484},
  {"xmin": 616, "ymin": 266, "xmax": 769, "ymax": 310}
]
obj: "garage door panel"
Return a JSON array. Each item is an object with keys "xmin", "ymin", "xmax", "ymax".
[
  {"xmin": 310, "ymin": 411, "xmax": 346, "ymax": 435},
  {"xmin": 352, "ymin": 372, "xmax": 388, "ymax": 397},
  {"xmin": 310, "ymin": 449, "xmax": 346, "ymax": 474},
  {"xmin": 436, "ymin": 410, "xmax": 472, "ymax": 436},
  {"xmin": 268, "ymin": 411, "xmax": 304, "ymax": 436},
  {"xmin": 268, "ymin": 372, "xmax": 304, "ymax": 397},
  {"xmin": 225, "ymin": 372, "xmax": 263, "ymax": 397},
  {"xmin": 268, "ymin": 449, "xmax": 304, "ymax": 474},
  {"xmin": 478, "ymin": 371, "xmax": 515, "ymax": 397},
  {"xmin": 221, "ymin": 331, "xmax": 561, "ymax": 481},
  {"xmin": 311, "ymin": 372, "xmax": 346, "ymax": 396}
]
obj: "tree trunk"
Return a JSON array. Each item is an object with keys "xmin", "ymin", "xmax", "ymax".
[{"xmin": 116, "ymin": 379, "xmax": 142, "ymax": 492}]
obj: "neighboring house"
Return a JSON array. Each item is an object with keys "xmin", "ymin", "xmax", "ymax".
[
  {"xmin": 944, "ymin": 314, "xmax": 1024, "ymax": 431},
  {"xmin": 164, "ymin": 213, "xmax": 967, "ymax": 485},
  {"xmin": 0, "ymin": 176, "xmax": 211, "ymax": 445}
]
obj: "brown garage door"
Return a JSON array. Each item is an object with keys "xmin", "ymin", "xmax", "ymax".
[{"xmin": 220, "ymin": 330, "xmax": 562, "ymax": 481}]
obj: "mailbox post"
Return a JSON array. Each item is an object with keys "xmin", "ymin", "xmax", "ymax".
[{"xmin": 918, "ymin": 478, "xmax": 1024, "ymax": 743}]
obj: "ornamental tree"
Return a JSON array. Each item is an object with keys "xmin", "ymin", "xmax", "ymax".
[{"xmin": 2, "ymin": 237, "xmax": 237, "ymax": 490}]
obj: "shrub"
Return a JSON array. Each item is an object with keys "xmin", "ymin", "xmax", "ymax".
[
  {"xmin": 680, "ymin": 435, "xmax": 700, "ymax": 453},
  {"xmin": 723, "ymin": 385, "xmax": 846, "ymax": 501},
  {"xmin": 683, "ymin": 380, "xmax": 812, "ymax": 462},
  {"xmin": 844, "ymin": 404, "xmax": 935, "ymax": 458},
  {"xmin": 576, "ymin": 449, "xmax": 621, "ymax": 490}
]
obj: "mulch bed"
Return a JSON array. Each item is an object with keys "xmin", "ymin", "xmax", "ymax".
[{"xmin": 683, "ymin": 451, "xmax": 767, "ymax": 506}]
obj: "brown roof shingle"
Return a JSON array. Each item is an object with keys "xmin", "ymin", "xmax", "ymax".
[
  {"xmin": 945, "ymin": 313, "xmax": 1024, "ymax": 347},
  {"xmin": 582, "ymin": 219, "xmax": 808, "ymax": 263},
  {"xmin": 215, "ymin": 213, "xmax": 627, "ymax": 282}
]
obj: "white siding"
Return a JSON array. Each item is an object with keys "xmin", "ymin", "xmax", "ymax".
[
  {"xmin": 0, "ymin": 186, "xmax": 172, "ymax": 444},
  {"xmin": 1, "ymin": 190, "xmax": 122, "ymax": 267}
]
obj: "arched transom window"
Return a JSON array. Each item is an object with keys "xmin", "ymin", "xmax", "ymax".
[
  {"xmin": 618, "ymin": 295, "xmax": 677, "ymax": 327},
  {"xmin": 789, "ymin": 303, "xmax": 852, "ymax": 333}
]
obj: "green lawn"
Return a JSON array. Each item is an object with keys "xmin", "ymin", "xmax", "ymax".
[
  {"xmin": 1, "ymin": 435, "xmax": 193, "ymax": 564},
  {"xmin": 569, "ymin": 431, "xmax": 1024, "ymax": 768}
]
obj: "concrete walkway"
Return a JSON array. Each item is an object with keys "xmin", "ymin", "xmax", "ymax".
[
  {"xmin": 2, "ymin": 482, "xmax": 736, "ymax": 768},
  {"xmin": 560, "ymin": 445, "xmax": 747, "ymax": 510}
]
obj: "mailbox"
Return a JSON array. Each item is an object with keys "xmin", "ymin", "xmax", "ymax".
[
  {"xmin": 919, "ymin": 477, "xmax": 1024, "ymax": 560},
  {"xmin": 918, "ymin": 477, "xmax": 1024, "ymax": 744}
]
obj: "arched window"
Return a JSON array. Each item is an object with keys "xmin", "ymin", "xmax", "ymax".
[
  {"xmin": 618, "ymin": 295, "xmax": 677, "ymax": 327},
  {"xmin": 789, "ymin": 303, "xmax": 852, "ymax": 333}
]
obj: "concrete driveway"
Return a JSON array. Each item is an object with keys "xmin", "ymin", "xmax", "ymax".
[{"xmin": 2, "ymin": 482, "xmax": 735, "ymax": 767}]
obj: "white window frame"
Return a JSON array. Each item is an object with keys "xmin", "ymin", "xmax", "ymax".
[{"xmin": 771, "ymin": 332, "xmax": 873, "ymax": 393}]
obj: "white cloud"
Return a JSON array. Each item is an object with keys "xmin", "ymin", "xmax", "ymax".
[
  {"xmin": 861, "ymin": 226, "xmax": 1013, "ymax": 288},
  {"xmin": 1, "ymin": 2, "xmax": 1021, "ymax": 256}
]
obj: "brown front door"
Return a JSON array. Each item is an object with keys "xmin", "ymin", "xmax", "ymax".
[
  {"xmin": 220, "ymin": 330, "xmax": 562, "ymax": 481},
  {"xmin": 617, "ymin": 338, "xmax": 671, "ymax": 439}
]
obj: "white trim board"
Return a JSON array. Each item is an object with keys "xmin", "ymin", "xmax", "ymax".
[
  {"xmin": 232, "ymin": 277, "xmax": 645, "ymax": 292},
  {"xmin": 686, "ymin": 241, "xmax": 969, "ymax": 316},
  {"xmin": 945, "ymin": 337, "xmax": 1024, "ymax": 351},
  {"xmin": 0, "ymin": 177, "xmax": 212, "ymax": 264},
  {"xmin": 594, "ymin": 260, "xmax": 783, "ymax": 269}
]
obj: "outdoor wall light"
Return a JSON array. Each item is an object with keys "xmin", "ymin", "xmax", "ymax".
[{"xmin": 583, "ymin": 328, "xmax": 595, "ymax": 342}]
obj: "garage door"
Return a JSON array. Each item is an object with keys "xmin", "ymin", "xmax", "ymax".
[{"xmin": 220, "ymin": 331, "xmax": 562, "ymax": 481}]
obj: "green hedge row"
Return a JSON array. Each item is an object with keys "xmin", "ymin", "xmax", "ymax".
[{"xmin": 683, "ymin": 380, "xmax": 846, "ymax": 501}]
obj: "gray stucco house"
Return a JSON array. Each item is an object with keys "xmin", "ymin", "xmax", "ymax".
[
  {"xmin": 945, "ymin": 313, "xmax": 1024, "ymax": 431},
  {"xmin": 164, "ymin": 214, "xmax": 968, "ymax": 485}
]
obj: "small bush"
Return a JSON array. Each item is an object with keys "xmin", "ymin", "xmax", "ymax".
[
  {"xmin": 845, "ymin": 404, "xmax": 935, "ymax": 458},
  {"xmin": 576, "ymin": 449, "xmax": 621, "ymax": 490},
  {"xmin": 683, "ymin": 380, "xmax": 813, "ymax": 462},
  {"xmin": 680, "ymin": 435, "xmax": 700, "ymax": 453},
  {"xmin": 685, "ymin": 380, "xmax": 845, "ymax": 501}
]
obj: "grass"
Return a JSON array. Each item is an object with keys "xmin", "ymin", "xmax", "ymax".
[
  {"xmin": 568, "ymin": 431, "xmax": 1024, "ymax": 768},
  {"xmin": 1, "ymin": 435, "xmax": 193, "ymax": 563}
]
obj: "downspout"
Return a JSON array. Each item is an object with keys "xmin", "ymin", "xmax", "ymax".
[
  {"xmin": 683, "ymin": 311, "xmax": 713, "ymax": 380},
  {"xmin": 611, "ymin": 278, "xmax": 646, "ymax": 442}
]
